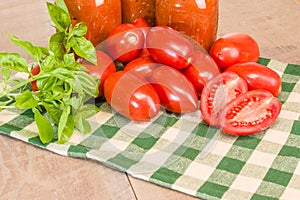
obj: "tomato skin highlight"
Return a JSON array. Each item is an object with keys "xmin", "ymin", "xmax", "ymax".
[
  {"xmin": 225, "ymin": 62, "xmax": 282, "ymax": 97},
  {"xmin": 104, "ymin": 71, "xmax": 160, "ymax": 121},
  {"xmin": 181, "ymin": 51, "xmax": 220, "ymax": 94},
  {"xmin": 200, "ymin": 71, "xmax": 248, "ymax": 126},
  {"xmin": 148, "ymin": 65, "xmax": 198, "ymax": 113},
  {"xmin": 105, "ymin": 23, "xmax": 144, "ymax": 62},
  {"xmin": 30, "ymin": 65, "xmax": 41, "ymax": 91},
  {"xmin": 209, "ymin": 32, "xmax": 260, "ymax": 70},
  {"xmin": 83, "ymin": 50, "xmax": 116, "ymax": 97},
  {"xmin": 146, "ymin": 26, "xmax": 195, "ymax": 69},
  {"xmin": 219, "ymin": 89, "xmax": 282, "ymax": 136},
  {"xmin": 123, "ymin": 56, "xmax": 160, "ymax": 79}
]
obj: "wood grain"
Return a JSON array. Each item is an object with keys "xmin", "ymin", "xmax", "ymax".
[{"xmin": 0, "ymin": 0, "xmax": 299, "ymax": 200}]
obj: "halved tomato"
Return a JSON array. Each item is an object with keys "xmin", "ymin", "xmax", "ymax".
[
  {"xmin": 219, "ymin": 89, "xmax": 281, "ymax": 136},
  {"xmin": 200, "ymin": 71, "xmax": 248, "ymax": 126}
]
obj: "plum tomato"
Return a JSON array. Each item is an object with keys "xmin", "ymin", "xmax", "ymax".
[
  {"xmin": 133, "ymin": 17, "xmax": 150, "ymax": 35},
  {"xmin": 123, "ymin": 56, "xmax": 160, "ymax": 79},
  {"xmin": 105, "ymin": 23, "xmax": 144, "ymax": 63},
  {"xmin": 133, "ymin": 18, "xmax": 151, "ymax": 57},
  {"xmin": 30, "ymin": 65, "xmax": 40, "ymax": 91},
  {"xmin": 209, "ymin": 32, "xmax": 260, "ymax": 70},
  {"xmin": 103, "ymin": 70, "xmax": 160, "ymax": 121},
  {"xmin": 148, "ymin": 65, "xmax": 198, "ymax": 113},
  {"xmin": 146, "ymin": 26, "xmax": 195, "ymax": 69},
  {"xmin": 225, "ymin": 62, "xmax": 282, "ymax": 97},
  {"xmin": 219, "ymin": 89, "xmax": 281, "ymax": 136},
  {"xmin": 200, "ymin": 71, "xmax": 248, "ymax": 126},
  {"xmin": 83, "ymin": 50, "xmax": 116, "ymax": 97},
  {"xmin": 181, "ymin": 51, "xmax": 220, "ymax": 94}
]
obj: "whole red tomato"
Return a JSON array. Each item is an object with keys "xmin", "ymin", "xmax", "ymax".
[
  {"xmin": 219, "ymin": 89, "xmax": 281, "ymax": 136},
  {"xmin": 104, "ymin": 71, "xmax": 160, "ymax": 121},
  {"xmin": 105, "ymin": 24, "xmax": 144, "ymax": 62},
  {"xmin": 83, "ymin": 50, "xmax": 116, "ymax": 97},
  {"xmin": 181, "ymin": 51, "xmax": 220, "ymax": 94},
  {"xmin": 146, "ymin": 26, "xmax": 195, "ymax": 69},
  {"xmin": 225, "ymin": 62, "xmax": 282, "ymax": 97},
  {"xmin": 200, "ymin": 72, "xmax": 248, "ymax": 126},
  {"xmin": 30, "ymin": 65, "xmax": 40, "ymax": 91},
  {"xmin": 123, "ymin": 56, "xmax": 160, "ymax": 79},
  {"xmin": 209, "ymin": 32, "xmax": 260, "ymax": 70},
  {"xmin": 133, "ymin": 17, "xmax": 151, "ymax": 57},
  {"xmin": 148, "ymin": 65, "xmax": 198, "ymax": 113}
]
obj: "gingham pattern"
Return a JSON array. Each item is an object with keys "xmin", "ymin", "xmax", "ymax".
[{"xmin": 0, "ymin": 58, "xmax": 299, "ymax": 200}]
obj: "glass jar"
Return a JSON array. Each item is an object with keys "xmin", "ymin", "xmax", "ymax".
[
  {"xmin": 121, "ymin": 0, "xmax": 156, "ymax": 26},
  {"xmin": 64, "ymin": 0, "xmax": 122, "ymax": 46},
  {"xmin": 155, "ymin": 0, "xmax": 219, "ymax": 51}
]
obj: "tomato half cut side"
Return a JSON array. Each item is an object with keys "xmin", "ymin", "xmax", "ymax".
[
  {"xmin": 219, "ymin": 90, "xmax": 281, "ymax": 136},
  {"xmin": 200, "ymin": 71, "xmax": 248, "ymax": 126}
]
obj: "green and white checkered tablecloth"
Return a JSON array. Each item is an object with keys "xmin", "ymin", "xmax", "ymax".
[{"xmin": 1, "ymin": 58, "xmax": 299, "ymax": 199}]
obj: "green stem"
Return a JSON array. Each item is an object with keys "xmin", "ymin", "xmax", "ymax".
[{"xmin": 0, "ymin": 73, "xmax": 50, "ymax": 99}]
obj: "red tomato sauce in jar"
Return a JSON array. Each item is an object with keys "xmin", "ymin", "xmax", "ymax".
[
  {"xmin": 155, "ymin": 0, "xmax": 219, "ymax": 51},
  {"xmin": 64, "ymin": 0, "xmax": 122, "ymax": 46},
  {"xmin": 121, "ymin": 0, "xmax": 156, "ymax": 26}
]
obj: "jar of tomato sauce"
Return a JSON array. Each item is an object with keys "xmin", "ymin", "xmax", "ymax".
[
  {"xmin": 155, "ymin": 0, "xmax": 219, "ymax": 51},
  {"xmin": 121, "ymin": 0, "xmax": 156, "ymax": 26},
  {"xmin": 64, "ymin": 0, "xmax": 122, "ymax": 47}
]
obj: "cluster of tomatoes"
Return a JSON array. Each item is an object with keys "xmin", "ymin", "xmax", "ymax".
[{"xmin": 32, "ymin": 18, "xmax": 282, "ymax": 136}]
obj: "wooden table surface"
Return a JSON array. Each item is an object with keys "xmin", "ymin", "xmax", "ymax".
[{"xmin": 1, "ymin": 0, "xmax": 299, "ymax": 199}]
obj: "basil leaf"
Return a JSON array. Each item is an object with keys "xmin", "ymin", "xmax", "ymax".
[
  {"xmin": 49, "ymin": 32, "xmax": 65, "ymax": 58},
  {"xmin": 43, "ymin": 103, "xmax": 62, "ymax": 124},
  {"xmin": 74, "ymin": 71, "xmax": 99, "ymax": 97},
  {"xmin": 47, "ymin": 2, "xmax": 71, "ymax": 32},
  {"xmin": 79, "ymin": 104, "xmax": 99, "ymax": 119},
  {"xmin": 51, "ymin": 68, "xmax": 75, "ymax": 81},
  {"xmin": 40, "ymin": 55, "xmax": 56, "ymax": 72},
  {"xmin": 10, "ymin": 35, "xmax": 45, "ymax": 63},
  {"xmin": 54, "ymin": 0, "xmax": 69, "ymax": 14},
  {"xmin": 69, "ymin": 36, "xmax": 97, "ymax": 65},
  {"xmin": 63, "ymin": 53, "xmax": 75, "ymax": 66},
  {"xmin": 74, "ymin": 114, "xmax": 91, "ymax": 134},
  {"xmin": 1, "ymin": 68, "xmax": 11, "ymax": 80},
  {"xmin": 33, "ymin": 108, "xmax": 54, "ymax": 144},
  {"xmin": 60, "ymin": 114, "xmax": 74, "ymax": 143},
  {"xmin": 15, "ymin": 90, "xmax": 38, "ymax": 109},
  {"xmin": 0, "ymin": 52, "xmax": 29, "ymax": 73},
  {"xmin": 37, "ymin": 76, "xmax": 56, "ymax": 92},
  {"xmin": 57, "ymin": 106, "xmax": 74, "ymax": 144},
  {"xmin": 72, "ymin": 22, "xmax": 87, "ymax": 37}
]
